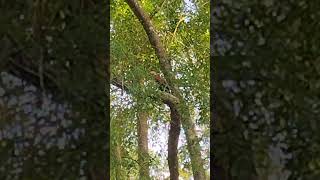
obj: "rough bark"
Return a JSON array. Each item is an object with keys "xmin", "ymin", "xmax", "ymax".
[
  {"xmin": 125, "ymin": 0, "xmax": 207, "ymax": 179},
  {"xmin": 137, "ymin": 110, "xmax": 151, "ymax": 179}
]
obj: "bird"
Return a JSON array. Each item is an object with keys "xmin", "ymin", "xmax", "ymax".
[{"xmin": 150, "ymin": 71, "xmax": 170, "ymax": 92}]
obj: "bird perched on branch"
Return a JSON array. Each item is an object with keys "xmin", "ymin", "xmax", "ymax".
[{"xmin": 150, "ymin": 71, "xmax": 170, "ymax": 92}]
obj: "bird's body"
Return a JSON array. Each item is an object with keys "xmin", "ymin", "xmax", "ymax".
[{"xmin": 150, "ymin": 71, "xmax": 170, "ymax": 92}]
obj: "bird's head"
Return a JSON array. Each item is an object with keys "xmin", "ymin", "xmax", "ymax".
[{"xmin": 150, "ymin": 71, "xmax": 158, "ymax": 76}]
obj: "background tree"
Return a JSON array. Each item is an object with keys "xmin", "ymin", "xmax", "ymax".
[
  {"xmin": 0, "ymin": 0, "xmax": 108, "ymax": 179},
  {"xmin": 213, "ymin": 0, "xmax": 320, "ymax": 179}
]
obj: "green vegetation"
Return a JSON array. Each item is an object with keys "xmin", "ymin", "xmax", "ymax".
[
  {"xmin": 214, "ymin": 0, "xmax": 320, "ymax": 179},
  {"xmin": 0, "ymin": 0, "xmax": 107, "ymax": 179},
  {"xmin": 111, "ymin": 0, "xmax": 209, "ymax": 179}
]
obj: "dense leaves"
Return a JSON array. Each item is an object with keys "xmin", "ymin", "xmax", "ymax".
[
  {"xmin": 213, "ymin": 0, "xmax": 320, "ymax": 179},
  {"xmin": 0, "ymin": 0, "xmax": 108, "ymax": 179}
]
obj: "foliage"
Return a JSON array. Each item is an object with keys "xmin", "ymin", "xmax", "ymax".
[
  {"xmin": 213, "ymin": 0, "xmax": 320, "ymax": 179},
  {"xmin": 0, "ymin": 0, "xmax": 108, "ymax": 179}
]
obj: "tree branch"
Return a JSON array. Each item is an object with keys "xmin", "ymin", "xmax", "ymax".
[
  {"xmin": 125, "ymin": 0, "xmax": 172, "ymax": 74},
  {"xmin": 111, "ymin": 77, "xmax": 179, "ymax": 105},
  {"xmin": 111, "ymin": 77, "xmax": 129, "ymax": 92}
]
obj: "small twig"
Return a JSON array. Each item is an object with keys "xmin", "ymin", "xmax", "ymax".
[
  {"xmin": 150, "ymin": 0, "xmax": 168, "ymax": 19},
  {"xmin": 173, "ymin": 16, "xmax": 185, "ymax": 38}
]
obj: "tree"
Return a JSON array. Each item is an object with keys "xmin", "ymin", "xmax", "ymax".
[
  {"xmin": 0, "ymin": 0, "xmax": 108, "ymax": 179},
  {"xmin": 111, "ymin": 0, "xmax": 209, "ymax": 179},
  {"xmin": 125, "ymin": 0, "xmax": 207, "ymax": 178}
]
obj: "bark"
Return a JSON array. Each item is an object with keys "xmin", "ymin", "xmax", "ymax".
[
  {"xmin": 125, "ymin": 0, "xmax": 207, "ymax": 179},
  {"xmin": 137, "ymin": 110, "xmax": 151, "ymax": 179},
  {"xmin": 167, "ymin": 102, "xmax": 181, "ymax": 180}
]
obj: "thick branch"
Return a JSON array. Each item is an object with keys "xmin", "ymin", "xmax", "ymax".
[
  {"xmin": 111, "ymin": 77, "xmax": 179, "ymax": 105},
  {"xmin": 125, "ymin": 0, "xmax": 172, "ymax": 74},
  {"xmin": 161, "ymin": 92, "xmax": 180, "ymax": 105},
  {"xmin": 167, "ymin": 103, "xmax": 181, "ymax": 180}
]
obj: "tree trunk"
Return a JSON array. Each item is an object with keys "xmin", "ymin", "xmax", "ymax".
[
  {"xmin": 137, "ymin": 111, "xmax": 151, "ymax": 179},
  {"xmin": 167, "ymin": 103, "xmax": 181, "ymax": 180},
  {"xmin": 177, "ymin": 103, "xmax": 207, "ymax": 180}
]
